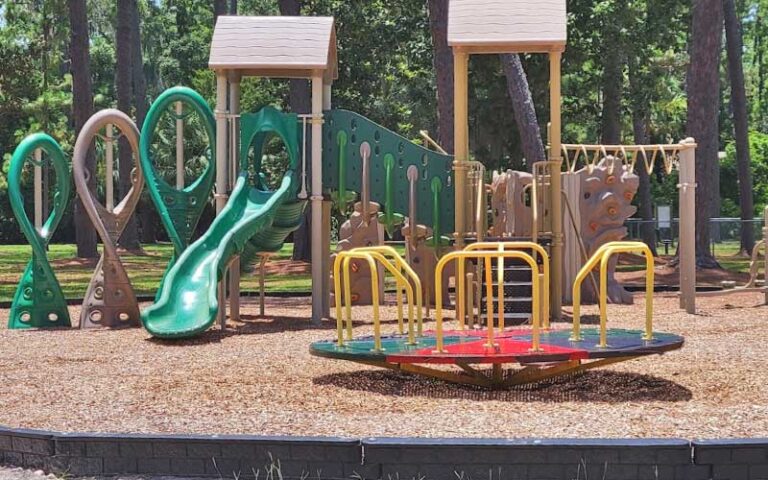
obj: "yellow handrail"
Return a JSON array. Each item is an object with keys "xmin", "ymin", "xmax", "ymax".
[
  {"xmin": 333, "ymin": 251, "xmax": 381, "ymax": 348},
  {"xmin": 435, "ymin": 250, "xmax": 541, "ymax": 353},
  {"xmin": 464, "ymin": 242, "xmax": 551, "ymax": 328},
  {"xmin": 334, "ymin": 248, "xmax": 422, "ymax": 350},
  {"xmin": 571, "ymin": 241, "xmax": 654, "ymax": 347},
  {"xmin": 353, "ymin": 246, "xmax": 424, "ymax": 336}
]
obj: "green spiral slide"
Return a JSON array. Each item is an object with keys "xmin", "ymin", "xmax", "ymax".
[{"xmin": 141, "ymin": 106, "xmax": 305, "ymax": 338}]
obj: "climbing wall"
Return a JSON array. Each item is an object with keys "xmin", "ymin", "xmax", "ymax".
[
  {"xmin": 568, "ymin": 157, "xmax": 639, "ymax": 304},
  {"xmin": 330, "ymin": 202, "xmax": 385, "ymax": 305},
  {"xmin": 324, "ymin": 110, "xmax": 456, "ymax": 306}
]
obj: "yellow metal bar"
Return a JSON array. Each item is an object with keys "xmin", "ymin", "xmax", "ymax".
[
  {"xmin": 549, "ymin": 51, "xmax": 564, "ymax": 323},
  {"xmin": 484, "ymin": 256, "xmax": 494, "ymax": 348},
  {"xmin": 332, "ymin": 254, "xmax": 347, "ymax": 345},
  {"xmin": 353, "ymin": 245, "xmax": 424, "ymax": 338},
  {"xmin": 342, "ymin": 256, "xmax": 353, "ymax": 340},
  {"xmin": 360, "ymin": 251, "xmax": 417, "ymax": 345},
  {"xmin": 435, "ymin": 250, "xmax": 541, "ymax": 352},
  {"xmin": 467, "ymin": 271, "xmax": 475, "ymax": 328},
  {"xmin": 571, "ymin": 241, "xmax": 654, "ymax": 347},
  {"xmin": 464, "ymin": 242, "xmax": 551, "ymax": 328},
  {"xmin": 457, "ymin": 257, "xmax": 466, "ymax": 330},
  {"xmin": 454, "ymin": 50, "xmax": 469, "ymax": 246},
  {"xmin": 339, "ymin": 252, "xmax": 382, "ymax": 351}
]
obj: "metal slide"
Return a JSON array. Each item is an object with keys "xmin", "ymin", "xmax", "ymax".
[{"xmin": 141, "ymin": 107, "xmax": 305, "ymax": 338}]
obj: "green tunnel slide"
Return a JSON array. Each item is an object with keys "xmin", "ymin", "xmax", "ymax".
[{"xmin": 141, "ymin": 106, "xmax": 306, "ymax": 338}]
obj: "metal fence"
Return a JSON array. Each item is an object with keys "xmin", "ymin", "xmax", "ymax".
[{"xmin": 625, "ymin": 217, "xmax": 766, "ymax": 255}]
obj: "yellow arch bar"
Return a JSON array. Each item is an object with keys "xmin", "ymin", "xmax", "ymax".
[
  {"xmin": 352, "ymin": 246, "xmax": 423, "ymax": 336},
  {"xmin": 571, "ymin": 241, "xmax": 654, "ymax": 347},
  {"xmin": 435, "ymin": 250, "xmax": 541, "ymax": 353},
  {"xmin": 334, "ymin": 248, "xmax": 421, "ymax": 350},
  {"xmin": 463, "ymin": 242, "xmax": 551, "ymax": 328}
]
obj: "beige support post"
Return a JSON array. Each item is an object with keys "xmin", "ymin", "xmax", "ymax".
[
  {"xmin": 322, "ymin": 82, "xmax": 333, "ymax": 318},
  {"xmin": 453, "ymin": 50, "xmax": 469, "ymax": 246},
  {"xmin": 549, "ymin": 51, "xmax": 564, "ymax": 320},
  {"xmin": 310, "ymin": 75, "xmax": 325, "ymax": 323},
  {"xmin": 105, "ymin": 125, "xmax": 114, "ymax": 212},
  {"xmin": 259, "ymin": 255, "xmax": 267, "ymax": 317},
  {"xmin": 175, "ymin": 102, "xmax": 184, "ymax": 189},
  {"xmin": 562, "ymin": 173, "xmax": 581, "ymax": 303},
  {"xmin": 228, "ymin": 75, "xmax": 241, "ymax": 322},
  {"xmin": 33, "ymin": 148, "xmax": 43, "ymax": 232},
  {"xmin": 678, "ymin": 139, "xmax": 697, "ymax": 314},
  {"xmin": 215, "ymin": 72, "xmax": 229, "ymax": 329}
]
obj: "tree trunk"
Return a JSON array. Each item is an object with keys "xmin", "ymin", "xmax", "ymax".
[
  {"xmin": 68, "ymin": 0, "xmax": 98, "ymax": 259},
  {"xmin": 130, "ymin": 0, "xmax": 155, "ymax": 244},
  {"xmin": 501, "ymin": 54, "xmax": 545, "ymax": 170},
  {"xmin": 427, "ymin": 0, "xmax": 454, "ymax": 154},
  {"xmin": 278, "ymin": 0, "xmax": 312, "ymax": 262},
  {"xmin": 601, "ymin": 49, "xmax": 623, "ymax": 144},
  {"xmin": 632, "ymin": 112, "xmax": 658, "ymax": 255},
  {"xmin": 214, "ymin": 0, "xmax": 228, "ymax": 24},
  {"xmin": 116, "ymin": 0, "xmax": 141, "ymax": 251},
  {"xmin": 230, "ymin": 0, "xmax": 238, "ymax": 15},
  {"xmin": 724, "ymin": 0, "xmax": 755, "ymax": 254},
  {"xmin": 687, "ymin": 0, "xmax": 723, "ymax": 268}
]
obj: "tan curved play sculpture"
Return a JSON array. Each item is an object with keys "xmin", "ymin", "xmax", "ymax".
[{"xmin": 73, "ymin": 110, "xmax": 144, "ymax": 328}]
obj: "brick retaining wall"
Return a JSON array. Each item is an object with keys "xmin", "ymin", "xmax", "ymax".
[{"xmin": 1, "ymin": 426, "xmax": 766, "ymax": 479}]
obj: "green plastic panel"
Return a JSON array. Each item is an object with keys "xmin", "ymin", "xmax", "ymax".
[
  {"xmin": 8, "ymin": 134, "xmax": 72, "ymax": 329},
  {"xmin": 322, "ymin": 109, "xmax": 455, "ymax": 235}
]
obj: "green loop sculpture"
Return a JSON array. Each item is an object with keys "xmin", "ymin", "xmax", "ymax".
[
  {"xmin": 8, "ymin": 134, "xmax": 72, "ymax": 329},
  {"xmin": 139, "ymin": 87, "xmax": 216, "ymax": 259}
]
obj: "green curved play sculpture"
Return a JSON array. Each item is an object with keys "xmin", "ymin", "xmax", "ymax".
[
  {"xmin": 8, "ymin": 134, "xmax": 72, "ymax": 329},
  {"xmin": 141, "ymin": 107, "xmax": 304, "ymax": 338},
  {"xmin": 139, "ymin": 87, "xmax": 216, "ymax": 261}
]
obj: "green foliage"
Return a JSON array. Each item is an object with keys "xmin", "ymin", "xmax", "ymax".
[
  {"xmin": 0, "ymin": 0, "xmax": 766, "ymax": 244},
  {"xmin": 722, "ymin": 130, "xmax": 768, "ymax": 216}
]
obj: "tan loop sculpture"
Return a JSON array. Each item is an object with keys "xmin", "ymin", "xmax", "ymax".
[{"xmin": 73, "ymin": 110, "xmax": 144, "ymax": 328}]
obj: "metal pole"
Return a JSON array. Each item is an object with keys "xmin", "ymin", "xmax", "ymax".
[
  {"xmin": 310, "ymin": 76, "xmax": 325, "ymax": 323},
  {"xmin": 549, "ymin": 51, "xmax": 564, "ymax": 320},
  {"xmin": 215, "ymin": 72, "xmax": 229, "ymax": 330},
  {"xmin": 228, "ymin": 75, "xmax": 241, "ymax": 322},
  {"xmin": 175, "ymin": 102, "xmax": 184, "ymax": 189},
  {"xmin": 678, "ymin": 139, "xmax": 697, "ymax": 314},
  {"xmin": 453, "ymin": 50, "xmax": 469, "ymax": 247},
  {"xmin": 34, "ymin": 148, "xmax": 42, "ymax": 232},
  {"xmin": 105, "ymin": 124, "xmax": 114, "ymax": 212}
]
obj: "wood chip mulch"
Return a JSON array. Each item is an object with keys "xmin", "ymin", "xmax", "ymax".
[{"xmin": 0, "ymin": 292, "xmax": 766, "ymax": 439}]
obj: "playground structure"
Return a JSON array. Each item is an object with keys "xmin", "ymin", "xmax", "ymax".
[{"xmin": 7, "ymin": 0, "xmax": 743, "ymax": 387}]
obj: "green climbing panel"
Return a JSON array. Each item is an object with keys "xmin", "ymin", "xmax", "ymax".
[
  {"xmin": 139, "ymin": 87, "xmax": 216, "ymax": 258},
  {"xmin": 322, "ymin": 109, "xmax": 455, "ymax": 237},
  {"xmin": 8, "ymin": 134, "xmax": 72, "ymax": 329}
]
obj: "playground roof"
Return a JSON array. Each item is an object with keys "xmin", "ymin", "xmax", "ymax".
[
  {"xmin": 447, "ymin": 0, "xmax": 567, "ymax": 53},
  {"xmin": 208, "ymin": 16, "xmax": 338, "ymax": 82}
]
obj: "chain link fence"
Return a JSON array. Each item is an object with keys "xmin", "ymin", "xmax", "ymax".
[{"xmin": 625, "ymin": 217, "xmax": 766, "ymax": 256}]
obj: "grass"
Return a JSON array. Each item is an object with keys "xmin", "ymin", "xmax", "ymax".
[
  {"xmin": 0, "ymin": 241, "xmax": 754, "ymax": 303},
  {"xmin": 615, "ymin": 240, "xmax": 757, "ymax": 273},
  {"xmin": 0, "ymin": 243, "xmax": 311, "ymax": 303}
]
